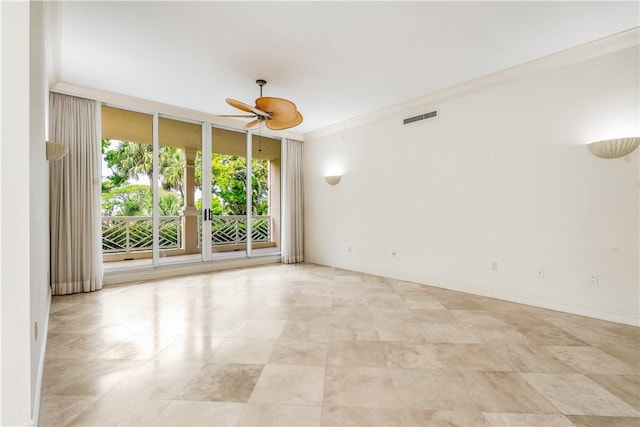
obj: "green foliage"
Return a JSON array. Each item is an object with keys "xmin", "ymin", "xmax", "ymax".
[
  {"xmin": 102, "ymin": 184, "xmax": 151, "ymax": 216},
  {"xmin": 102, "ymin": 139, "xmax": 270, "ymax": 217},
  {"xmin": 102, "ymin": 184, "xmax": 182, "ymax": 216},
  {"xmin": 209, "ymin": 154, "xmax": 269, "ymax": 215}
]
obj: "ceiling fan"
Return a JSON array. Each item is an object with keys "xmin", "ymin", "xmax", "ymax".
[{"xmin": 218, "ymin": 79, "xmax": 303, "ymax": 131}]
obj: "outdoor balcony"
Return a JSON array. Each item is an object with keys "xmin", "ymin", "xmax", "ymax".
[{"xmin": 101, "ymin": 214, "xmax": 276, "ymax": 264}]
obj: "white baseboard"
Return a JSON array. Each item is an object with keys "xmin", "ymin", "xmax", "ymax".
[{"xmin": 30, "ymin": 286, "xmax": 52, "ymax": 427}]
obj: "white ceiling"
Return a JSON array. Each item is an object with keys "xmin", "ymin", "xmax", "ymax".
[{"xmin": 52, "ymin": 1, "xmax": 639, "ymax": 134}]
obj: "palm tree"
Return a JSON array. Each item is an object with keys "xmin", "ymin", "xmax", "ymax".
[
  {"xmin": 106, "ymin": 141, "xmax": 154, "ymax": 187},
  {"xmin": 160, "ymin": 147, "xmax": 185, "ymax": 200}
]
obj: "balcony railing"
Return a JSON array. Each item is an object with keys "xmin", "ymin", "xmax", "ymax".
[
  {"xmin": 199, "ymin": 215, "xmax": 271, "ymax": 246},
  {"xmin": 102, "ymin": 216, "xmax": 181, "ymax": 253},
  {"xmin": 102, "ymin": 215, "xmax": 271, "ymax": 254}
]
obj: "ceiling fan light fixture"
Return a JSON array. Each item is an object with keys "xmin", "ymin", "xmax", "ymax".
[{"xmin": 219, "ymin": 79, "xmax": 303, "ymax": 131}]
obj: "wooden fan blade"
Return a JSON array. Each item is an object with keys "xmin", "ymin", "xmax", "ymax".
[
  {"xmin": 255, "ymin": 97, "xmax": 297, "ymax": 123},
  {"xmin": 226, "ymin": 98, "xmax": 270, "ymax": 117},
  {"xmin": 216, "ymin": 114, "xmax": 256, "ymax": 118},
  {"xmin": 266, "ymin": 111, "xmax": 303, "ymax": 130},
  {"xmin": 244, "ymin": 119, "xmax": 266, "ymax": 130}
]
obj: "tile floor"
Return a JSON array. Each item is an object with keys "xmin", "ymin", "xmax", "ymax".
[{"xmin": 40, "ymin": 263, "xmax": 639, "ymax": 426}]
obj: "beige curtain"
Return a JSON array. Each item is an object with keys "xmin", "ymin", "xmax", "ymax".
[
  {"xmin": 49, "ymin": 92, "xmax": 103, "ymax": 295},
  {"xmin": 281, "ymin": 139, "xmax": 304, "ymax": 264}
]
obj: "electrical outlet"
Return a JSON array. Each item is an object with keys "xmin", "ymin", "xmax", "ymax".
[
  {"xmin": 348, "ymin": 246, "xmax": 351, "ymax": 253},
  {"xmin": 590, "ymin": 273, "xmax": 598, "ymax": 286},
  {"xmin": 537, "ymin": 267, "xmax": 544, "ymax": 278},
  {"xmin": 391, "ymin": 250, "xmax": 397, "ymax": 257},
  {"xmin": 491, "ymin": 261, "xmax": 498, "ymax": 272}
]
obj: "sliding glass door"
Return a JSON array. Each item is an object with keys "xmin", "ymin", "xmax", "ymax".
[
  {"xmin": 101, "ymin": 104, "xmax": 282, "ymax": 273},
  {"xmin": 157, "ymin": 115, "xmax": 204, "ymax": 266},
  {"xmin": 207, "ymin": 127, "xmax": 248, "ymax": 260},
  {"xmin": 101, "ymin": 106, "xmax": 155, "ymax": 270}
]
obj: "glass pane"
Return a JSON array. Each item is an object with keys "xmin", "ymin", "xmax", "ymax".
[
  {"xmin": 101, "ymin": 106, "xmax": 154, "ymax": 271},
  {"xmin": 158, "ymin": 116, "xmax": 203, "ymax": 266},
  {"xmin": 251, "ymin": 135, "xmax": 281, "ymax": 256},
  {"xmin": 210, "ymin": 127, "xmax": 248, "ymax": 260}
]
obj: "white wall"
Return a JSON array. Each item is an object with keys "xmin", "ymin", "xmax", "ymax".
[
  {"xmin": 0, "ymin": 1, "xmax": 50, "ymax": 425},
  {"xmin": 1, "ymin": 1, "xmax": 34, "ymax": 425},
  {"xmin": 304, "ymin": 45, "xmax": 639, "ymax": 325},
  {"xmin": 29, "ymin": 1, "xmax": 51, "ymax": 424}
]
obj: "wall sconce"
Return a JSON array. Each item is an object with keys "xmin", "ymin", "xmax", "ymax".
[
  {"xmin": 324, "ymin": 175, "xmax": 341, "ymax": 185},
  {"xmin": 46, "ymin": 141, "xmax": 68, "ymax": 161},
  {"xmin": 587, "ymin": 137, "xmax": 640, "ymax": 159}
]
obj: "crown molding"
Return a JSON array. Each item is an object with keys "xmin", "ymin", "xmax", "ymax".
[
  {"xmin": 305, "ymin": 27, "xmax": 640, "ymax": 139},
  {"xmin": 51, "ymin": 81, "xmax": 305, "ymax": 141}
]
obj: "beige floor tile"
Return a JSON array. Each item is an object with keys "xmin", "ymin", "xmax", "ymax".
[
  {"xmin": 559, "ymin": 324, "xmax": 630, "ymax": 347},
  {"xmin": 517, "ymin": 325, "xmax": 587, "ymax": 345},
  {"xmin": 414, "ymin": 410, "xmax": 491, "ymax": 426},
  {"xmin": 281, "ymin": 318, "xmax": 331, "ymax": 342},
  {"xmin": 237, "ymin": 403, "xmax": 322, "ymax": 426},
  {"xmin": 460, "ymin": 371, "xmax": 559, "ymax": 414},
  {"xmin": 97, "ymin": 334, "xmax": 176, "ymax": 360},
  {"xmin": 209, "ymin": 337, "xmax": 277, "ymax": 364},
  {"xmin": 493, "ymin": 310, "xmax": 554, "ymax": 328},
  {"xmin": 49, "ymin": 302, "xmax": 82, "ymax": 314},
  {"xmin": 598, "ymin": 343, "xmax": 640, "ymax": 374},
  {"xmin": 320, "ymin": 406, "xmax": 418, "ymax": 426},
  {"xmin": 544, "ymin": 346, "xmax": 636, "ymax": 375},
  {"xmin": 151, "ymin": 400, "xmax": 245, "ymax": 426},
  {"xmin": 244, "ymin": 305, "xmax": 292, "ymax": 320},
  {"xmin": 326, "ymin": 340, "xmax": 387, "ymax": 367},
  {"xmin": 408, "ymin": 308, "xmax": 458, "ymax": 323},
  {"xmin": 249, "ymin": 364, "xmax": 325, "ymax": 405},
  {"xmin": 567, "ymin": 415, "xmax": 640, "ymax": 427},
  {"xmin": 491, "ymin": 344, "xmax": 576, "ymax": 373},
  {"xmin": 142, "ymin": 317, "xmax": 242, "ymax": 336},
  {"xmin": 176, "ymin": 363, "xmax": 263, "ymax": 402},
  {"xmin": 431, "ymin": 343, "xmax": 514, "ymax": 371},
  {"xmin": 483, "ymin": 412, "xmax": 575, "ymax": 426},
  {"xmin": 402, "ymin": 297, "xmax": 447, "ymax": 310},
  {"xmin": 331, "ymin": 307, "xmax": 374, "ymax": 322},
  {"xmin": 323, "ymin": 407, "xmax": 490, "ymax": 427},
  {"xmin": 375, "ymin": 321, "xmax": 430, "ymax": 341},
  {"xmin": 230, "ymin": 319, "xmax": 287, "ymax": 338},
  {"xmin": 42, "ymin": 358, "xmax": 146, "ymax": 396},
  {"xmin": 329, "ymin": 320, "xmax": 380, "ymax": 341},
  {"xmin": 38, "ymin": 395, "xmax": 99, "ymax": 427},
  {"xmin": 295, "ymin": 295, "xmax": 333, "ymax": 308},
  {"xmin": 331, "ymin": 296, "xmax": 369, "ymax": 308},
  {"xmin": 105, "ymin": 360, "xmax": 204, "ymax": 399},
  {"xmin": 268, "ymin": 340, "xmax": 328, "ymax": 365},
  {"xmin": 382, "ymin": 342, "xmax": 446, "ymax": 369},
  {"xmin": 153, "ymin": 336, "xmax": 226, "ymax": 361},
  {"xmin": 450, "ymin": 310, "xmax": 509, "ymax": 326},
  {"xmin": 66, "ymin": 397, "xmax": 170, "ymax": 426},
  {"xmin": 370, "ymin": 308, "xmax": 417, "ymax": 322},
  {"xmin": 324, "ymin": 367, "xmax": 401, "ymax": 408},
  {"xmin": 389, "ymin": 368, "xmax": 479, "ymax": 410},
  {"xmin": 428, "ymin": 295, "xmax": 484, "ymax": 310},
  {"xmin": 469, "ymin": 325, "xmax": 530, "ymax": 344},
  {"xmin": 44, "ymin": 333, "xmax": 127, "ymax": 359},
  {"xmin": 522, "ymin": 373, "xmax": 639, "ymax": 416},
  {"xmin": 419, "ymin": 323, "xmax": 483, "ymax": 343},
  {"xmin": 587, "ymin": 374, "xmax": 640, "ymax": 411}
]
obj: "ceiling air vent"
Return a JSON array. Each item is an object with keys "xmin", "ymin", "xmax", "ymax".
[{"xmin": 403, "ymin": 110, "xmax": 437, "ymax": 125}]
